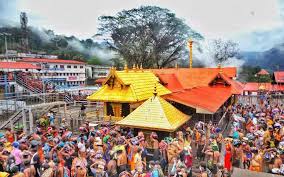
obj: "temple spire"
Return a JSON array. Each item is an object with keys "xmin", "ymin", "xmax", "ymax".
[
  {"xmin": 218, "ymin": 63, "xmax": 223, "ymax": 73},
  {"xmin": 124, "ymin": 63, "xmax": 128, "ymax": 72}
]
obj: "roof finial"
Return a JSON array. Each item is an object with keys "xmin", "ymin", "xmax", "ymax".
[
  {"xmin": 175, "ymin": 62, "xmax": 178, "ymax": 69},
  {"xmin": 218, "ymin": 63, "xmax": 223, "ymax": 73},
  {"xmin": 153, "ymin": 83, "xmax": 157, "ymax": 96},
  {"xmin": 124, "ymin": 63, "xmax": 128, "ymax": 72}
]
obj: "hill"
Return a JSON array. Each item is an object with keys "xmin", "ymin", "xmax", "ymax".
[
  {"xmin": 241, "ymin": 44, "xmax": 284, "ymax": 71},
  {"xmin": 0, "ymin": 26, "xmax": 112, "ymax": 65}
]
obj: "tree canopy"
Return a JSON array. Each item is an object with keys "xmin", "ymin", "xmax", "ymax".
[
  {"xmin": 98, "ymin": 6, "xmax": 203, "ymax": 68},
  {"xmin": 209, "ymin": 39, "xmax": 239, "ymax": 65}
]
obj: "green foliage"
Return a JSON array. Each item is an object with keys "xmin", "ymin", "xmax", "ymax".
[
  {"xmin": 99, "ymin": 6, "xmax": 203, "ymax": 68},
  {"xmin": 238, "ymin": 66, "xmax": 272, "ymax": 82},
  {"xmin": 88, "ymin": 55, "xmax": 103, "ymax": 65}
]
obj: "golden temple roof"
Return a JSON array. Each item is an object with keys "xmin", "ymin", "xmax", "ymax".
[
  {"xmin": 116, "ymin": 95, "xmax": 190, "ymax": 132},
  {"xmin": 87, "ymin": 69, "xmax": 171, "ymax": 102}
]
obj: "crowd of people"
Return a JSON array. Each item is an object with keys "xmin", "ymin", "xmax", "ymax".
[
  {"xmin": 226, "ymin": 96, "xmax": 284, "ymax": 175},
  {"xmin": 0, "ymin": 94, "xmax": 283, "ymax": 177}
]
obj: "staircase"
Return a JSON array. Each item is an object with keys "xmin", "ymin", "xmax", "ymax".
[
  {"xmin": 0, "ymin": 109, "xmax": 28, "ymax": 130},
  {"xmin": 15, "ymin": 74, "xmax": 43, "ymax": 94},
  {"xmin": 0, "ymin": 100, "xmax": 67, "ymax": 131}
]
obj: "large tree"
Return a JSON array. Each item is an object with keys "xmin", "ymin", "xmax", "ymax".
[
  {"xmin": 98, "ymin": 6, "xmax": 203, "ymax": 68},
  {"xmin": 210, "ymin": 39, "xmax": 239, "ymax": 65}
]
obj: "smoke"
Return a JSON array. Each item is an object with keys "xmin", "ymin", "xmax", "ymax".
[
  {"xmin": 193, "ymin": 39, "xmax": 245, "ymax": 68},
  {"xmin": 25, "ymin": 26, "xmax": 116, "ymax": 61},
  {"xmin": 31, "ymin": 27, "xmax": 55, "ymax": 43}
]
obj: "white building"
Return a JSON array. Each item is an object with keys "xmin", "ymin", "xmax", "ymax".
[
  {"xmin": 20, "ymin": 58, "xmax": 86, "ymax": 87},
  {"xmin": 91, "ymin": 65, "xmax": 110, "ymax": 79}
]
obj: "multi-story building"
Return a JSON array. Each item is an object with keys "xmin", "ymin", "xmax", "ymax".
[
  {"xmin": 20, "ymin": 58, "xmax": 86, "ymax": 87},
  {"xmin": 87, "ymin": 65, "xmax": 110, "ymax": 79}
]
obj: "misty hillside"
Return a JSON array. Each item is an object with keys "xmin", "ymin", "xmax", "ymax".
[
  {"xmin": 241, "ymin": 44, "xmax": 284, "ymax": 71},
  {"xmin": 0, "ymin": 27, "xmax": 112, "ymax": 65}
]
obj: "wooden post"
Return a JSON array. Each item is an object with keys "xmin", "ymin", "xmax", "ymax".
[
  {"xmin": 22, "ymin": 108, "xmax": 27, "ymax": 133},
  {"xmin": 28, "ymin": 108, "xmax": 33, "ymax": 134}
]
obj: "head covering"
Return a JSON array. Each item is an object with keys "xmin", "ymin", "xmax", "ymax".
[
  {"xmin": 103, "ymin": 135, "xmax": 110, "ymax": 143},
  {"xmin": 0, "ymin": 133, "xmax": 5, "ymax": 139},
  {"xmin": 12, "ymin": 141, "xmax": 19, "ymax": 148}
]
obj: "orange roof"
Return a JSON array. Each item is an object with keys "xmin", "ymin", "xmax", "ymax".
[
  {"xmin": 216, "ymin": 73, "xmax": 244, "ymax": 94},
  {"xmin": 274, "ymin": 71, "xmax": 284, "ymax": 83},
  {"xmin": 20, "ymin": 58, "xmax": 85, "ymax": 64},
  {"xmin": 272, "ymin": 85, "xmax": 284, "ymax": 91},
  {"xmin": 243, "ymin": 83, "xmax": 272, "ymax": 92},
  {"xmin": 0, "ymin": 62, "xmax": 40, "ymax": 69},
  {"xmin": 165, "ymin": 86, "xmax": 232, "ymax": 113},
  {"xmin": 257, "ymin": 69, "xmax": 270, "ymax": 75},
  {"xmin": 158, "ymin": 74, "xmax": 183, "ymax": 92},
  {"xmin": 152, "ymin": 67, "xmax": 237, "ymax": 89}
]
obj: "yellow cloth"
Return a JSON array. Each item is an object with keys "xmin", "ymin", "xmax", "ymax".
[{"xmin": 0, "ymin": 172, "xmax": 9, "ymax": 177}]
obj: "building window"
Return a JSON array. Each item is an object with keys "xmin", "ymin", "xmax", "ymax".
[
  {"xmin": 60, "ymin": 65, "xmax": 64, "ymax": 69},
  {"xmin": 67, "ymin": 65, "xmax": 71, "ymax": 68},
  {"xmin": 54, "ymin": 65, "xmax": 58, "ymax": 68},
  {"xmin": 74, "ymin": 65, "xmax": 77, "ymax": 68},
  {"xmin": 80, "ymin": 66, "xmax": 84, "ymax": 68}
]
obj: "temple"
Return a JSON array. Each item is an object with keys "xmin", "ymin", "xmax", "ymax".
[
  {"xmin": 116, "ymin": 92, "xmax": 189, "ymax": 132},
  {"xmin": 87, "ymin": 66, "xmax": 171, "ymax": 120},
  {"xmin": 87, "ymin": 64, "xmax": 243, "ymax": 127}
]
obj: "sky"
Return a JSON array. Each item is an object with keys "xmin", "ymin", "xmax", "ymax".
[{"xmin": 1, "ymin": 0, "xmax": 284, "ymax": 52}]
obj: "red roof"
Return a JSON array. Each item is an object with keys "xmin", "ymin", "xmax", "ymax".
[
  {"xmin": 151, "ymin": 67, "xmax": 240, "ymax": 113},
  {"xmin": 257, "ymin": 69, "xmax": 270, "ymax": 75},
  {"xmin": 20, "ymin": 58, "xmax": 85, "ymax": 64},
  {"xmin": 272, "ymin": 85, "xmax": 284, "ymax": 91},
  {"xmin": 0, "ymin": 62, "xmax": 40, "ymax": 69},
  {"xmin": 158, "ymin": 74, "xmax": 183, "ymax": 92},
  {"xmin": 243, "ymin": 83, "xmax": 272, "ymax": 92},
  {"xmin": 165, "ymin": 86, "xmax": 232, "ymax": 113},
  {"xmin": 274, "ymin": 71, "xmax": 284, "ymax": 83},
  {"xmin": 152, "ymin": 67, "xmax": 237, "ymax": 89}
]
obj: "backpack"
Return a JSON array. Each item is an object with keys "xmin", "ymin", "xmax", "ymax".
[{"xmin": 151, "ymin": 168, "xmax": 159, "ymax": 177}]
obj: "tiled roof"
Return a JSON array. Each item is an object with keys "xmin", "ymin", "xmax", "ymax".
[
  {"xmin": 155, "ymin": 73, "xmax": 183, "ymax": 92},
  {"xmin": 165, "ymin": 86, "xmax": 233, "ymax": 114},
  {"xmin": 116, "ymin": 95, "xmax": 190, "ymax": 132},
  {"xmin": 87, "ymin": 69, "xmax": 171, "ymax": 102},
  {"xmin": 0, "ymin": 62, "xmax": 40, "ymax": 69},
  {"xmin": 20, "ymin": 58, "xmax": 85, "ymax": 64},
  {"xmin": 152, "ymin": 67, "xmax": 237, "ymax": 89},
  {"xmin": 274, "ymin": 71, "xmax": 284, "ymax": 83},
  {"xmin": 243, "ymin": 83, "xmax": 272, "ymax": 91},
  {"xmin": 257, "ymin": 69, "xmax": 270, "ymax": 75}
]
